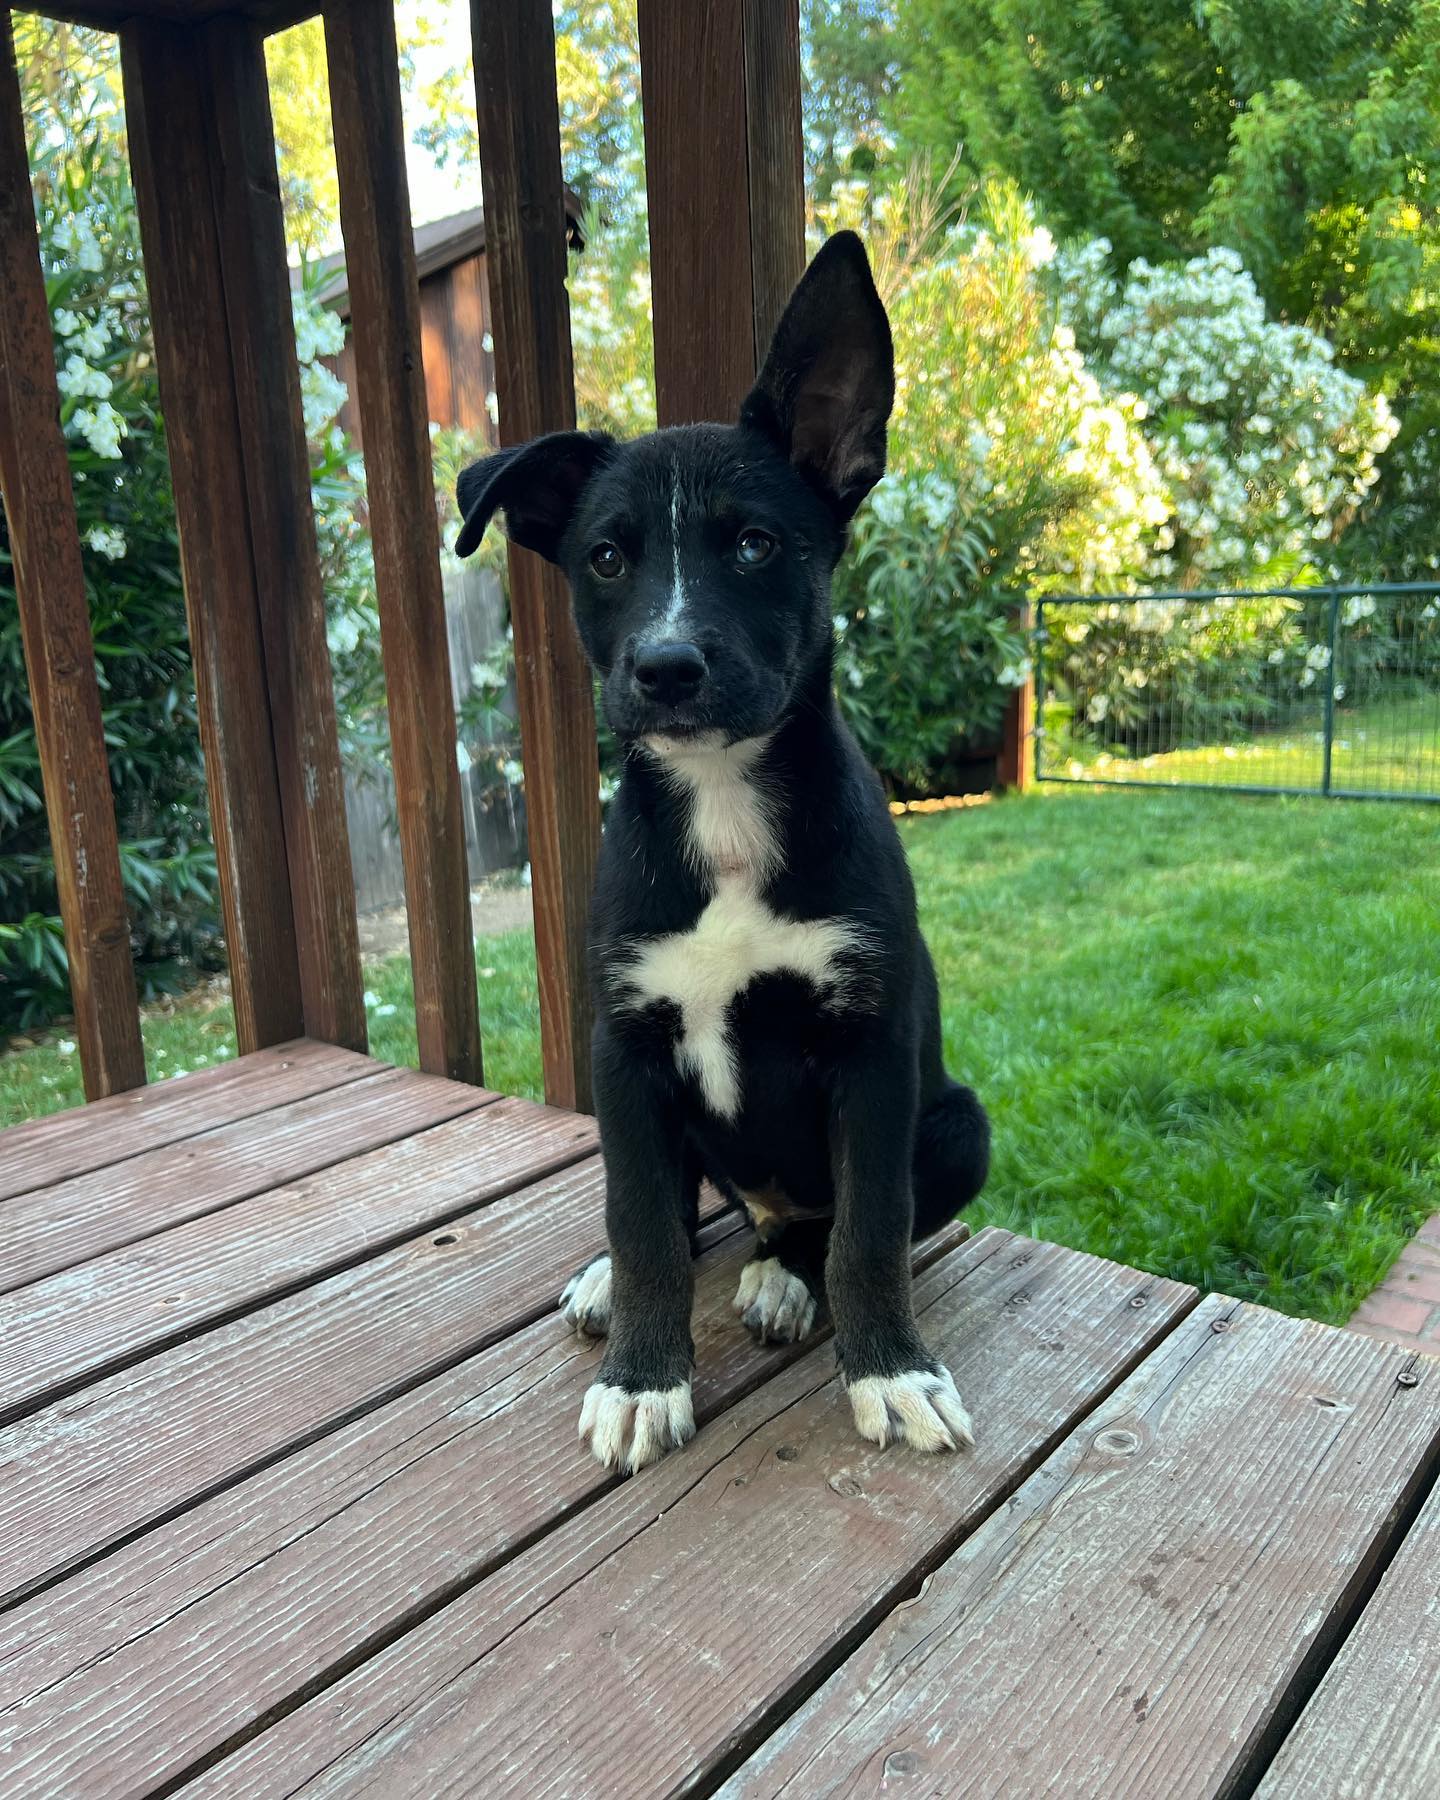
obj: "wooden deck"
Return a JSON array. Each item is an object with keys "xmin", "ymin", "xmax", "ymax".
[{"xmin": 1, "ymin": 1042, "xmax": 1436, "ymax": 1798}]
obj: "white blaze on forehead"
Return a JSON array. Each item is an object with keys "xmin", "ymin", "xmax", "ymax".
[{"xmin": 661, "ymin": 462, "xmax": 687, "ymax": 633}]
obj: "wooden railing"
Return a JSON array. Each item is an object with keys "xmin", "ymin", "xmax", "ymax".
[{"xmin": 0, "ymin": 0, "xmax": 804, "ymax": 1113}]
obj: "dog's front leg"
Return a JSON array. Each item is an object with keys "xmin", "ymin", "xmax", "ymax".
[
  {"xmin": 827, "ymin": 1046, "xmax": 975, "ymax": 1454},
  {"xmin": 578, "ymin": 1027, "xmax": 696, "ymax": 1475}
]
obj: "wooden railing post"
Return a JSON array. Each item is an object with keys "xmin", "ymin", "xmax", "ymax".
[
  {"xmin": 996, "ymin": 604, "xmax": 1035, "ymax": 792},
  {"xmin": 203, "ymin": 16, "xmax": 368, "ymax": 1051},
  {"xmin": 325, "ymin": 0, "xmax": 483, "ymax": 1085},
  {"xmin": 0, "ymin": 13, "xmax": 145, "ymax": 1099},
  {"xmin": 638, "ymin": 0, "xmax": 805, "ymax": 424},
  {"xmin": 122, "ymin": 17, "xmax": 366, "ymax": 1056},
  {"xmin": 471, "ymin": 0, "xmax": 601, "ymax": 1113}
]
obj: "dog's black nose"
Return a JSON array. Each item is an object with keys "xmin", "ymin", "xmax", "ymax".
[{"xmin": 632, "ymin": 639, "xmax": 707, "ymax": 706}]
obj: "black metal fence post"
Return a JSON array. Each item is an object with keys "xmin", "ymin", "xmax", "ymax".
[{"xmin": 1321, "ymin": 588, "xmax": 1339, "ymax": 797}]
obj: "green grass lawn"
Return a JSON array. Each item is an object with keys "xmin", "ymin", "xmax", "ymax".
[
  {"xmin": 1042, "ymin": 692, "xmax": 1440, "ymax": 798},
  {"xmin": 5, "ymin": 785, "xmax": 1437, "ymax": 1325}
]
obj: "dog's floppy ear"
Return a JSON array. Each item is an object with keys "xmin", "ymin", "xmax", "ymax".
[
  {"xmin": 739, "ymin": 230, "xmax": 894, "ymax": 523},
  {"xmin": 455, "ymin": 430, "xmax": 615, "ymax": 562}
]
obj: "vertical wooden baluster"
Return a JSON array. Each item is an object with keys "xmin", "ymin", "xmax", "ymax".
[
  {"xmin": 0, "ymin": 12, "xmax": 145, "ymax": 1100},
  {"xmin": 203, "ymin": 15, "xmax": 367, "ymax": 1050},
  {"xmin": 471, "ymin": 0, "xmax": 600, "ymax": 1112},
  {"xmin": 638, "ymin": 0, "xmax": 805, "ymax": 425},
  {"xmin": 123, "ymin": 19, "xmax": 305, "ymax": 1053},
  {"xmin": 325, "ymin": 0, "xmax": 483, "ymax": 1084}
]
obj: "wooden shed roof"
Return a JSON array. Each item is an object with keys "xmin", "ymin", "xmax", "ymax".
[{"xmin": 298, "ymin": 197, "xmax": 586, "ymax": 316}]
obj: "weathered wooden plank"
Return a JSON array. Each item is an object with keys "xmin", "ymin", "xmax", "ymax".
[
  {"xmin": 324, "ymin": 0, "xmax": 482, "ymax": 1085},
  {"xmin": 0, "ymin": 1067, "xmax": 496, "ymax": 1294},
  {"xmin": 472, "ymin": 0, "xmax": 600, "ymax": 1111},
  {"xmin": 121, "ymin": 19, "xmax": 305, "ymax": 1053},
  {"xmin": 204, "ymin": 14, "xmax": 367, "ymax": 1052},
  {"xmin": 0, "ymin": 1039, "xmax": 376, "ymax": 1202},
  {"xmin": 0, "ymin": 15, "xmax": 145, "ymax": 1102},
  {"xmin": 181, "ymin": 1234, "xmax": 1196, "ymax": 1798},
  {"xmin": 638, "ymin": 0, "xmax": 804, "ymax": 426},
  {"xmin": 0, "ymin": 1097, "xmax": 596, "ymax": 1422},
  {"xmin": 639, "ymin": 0, "xmax": 752, "ymax": 426},
  {"xmin": 0, "ymin": 1148, "xmax": 616, "ymax": 1605},
  {"xmin": 742, "ymin": 0, "xmax": 805, "ymax": 354},
  {"xmin": 729, "ymin": 1306, "xmax": 1440, "ymax": 1800},
  {"xmin": 447, "ymin": 253, "xmax": 492, "ymax": 438},
  {"xmin": 1255, "ymin": 1462, "xmax": 1440, "ymax": 1800},
  {"xmin": 7, "ymin": 1213, "xmax": 974, "ymax": 1799}
]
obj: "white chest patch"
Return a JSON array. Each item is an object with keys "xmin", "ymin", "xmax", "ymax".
[{"xmin": 614, "ymin": 734, "xmax": 869, "ymax": 1120}]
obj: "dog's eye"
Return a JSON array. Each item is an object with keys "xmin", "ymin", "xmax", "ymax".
[
  {"xmin": 589, "ymin": 542, "xmax": 625, "ymax": 580},
  {"xmin": 736, "ymin": 529, "xmax": 776, "ymax": 567}
]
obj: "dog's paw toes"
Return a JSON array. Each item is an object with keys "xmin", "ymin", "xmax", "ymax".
[
  {"xmin": 578, "ymin": 1380, "xmax": 695, "ymax": 1474},
  {"xmin": 560, "ymin": 1255, "xmax": 612, "ymax": 1338},
  {"xmin": 846, "ymin": 1365, "xmax": 975, "ymax": 1454},
  {"xmin": 733, "ymin": 1257, "xmax": 817, "ymax": 1344}
]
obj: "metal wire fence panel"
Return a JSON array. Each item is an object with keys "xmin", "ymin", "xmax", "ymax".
[{"xmin": 1034, "ymin": 584, "xmax": 1440, "ymax": 803}]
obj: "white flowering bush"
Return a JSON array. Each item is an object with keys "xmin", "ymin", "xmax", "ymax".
[
  {"xmin": 1052, "ymin": 241, "xmax": 1399, "ymax": 586},
  {"xmin": 1040, "ymin": 240, "xmax": 1402, "ymax": 747},
  {"xmin": 823, "ymin": 176, "xmax": 1169, "ymax": 792}
]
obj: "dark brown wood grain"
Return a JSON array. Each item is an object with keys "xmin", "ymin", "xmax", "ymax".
[
  {"xmin": 203, "ymin": 14, "xmax": 367, "ymax": 1051},
  {"xmin": 9, "ymin": 0, "xmax": 324, "ymax": 37},
  {"xmin": 182, "ymin": 1234, "xmax": 1196, "ymax": 1798},
  {"xmin": 0, "ymin": 1096, "xmax": 595, "ymax": 1422},
  {"xmin": 743, "ymin": 0, "xmax": 806, "ymax": 355},
  {"xmin": 324, "ymin": 0, "xmax": 483, "ymax": 1085},
  {"xmin": 0, "ymin": 17, "xmax": 145, "ymax": 1102},
  {"xmin": 731, "ymin": 1303, "xmax": 1440, "ymax": 1800},
  {"xmin": 0, "ymin": 1146, "xmax": 608, "ymax": 1606},
  {"xmin": 7, "ymin": 1214, "xmax": 975, "ymax": 1798},
  {"xmin": 1255, "ymin": 1462, "xmax": 1440, "ymax": 1800},
  {"xmin": 472, "ymin": 0, "xmax": 600, "ymax": 1111},
  {"xmin": 0, "ymin": 1066, "xmax": 496, "ymax": 1294},
  {"xmin": 639, "ymin": 0, "xmax": 754, "ymax": 425},
  {"xmin": 0, "ymin": 1038, "xmax": 375, "ymax": 1202},
  {"xmin": 121, "ymin": 19, "xmax": 304, "ymax": 1053},
  {"xmin": 639, "ymin": 0, "xmax": 804, "ymax": 426}
]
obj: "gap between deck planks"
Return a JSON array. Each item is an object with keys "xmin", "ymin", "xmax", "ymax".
[
  {"xmin": 0, "ymin": 1095, "xmax": 596, "ymax": 1423},
  {"xmin": 1, "ymin": 1152, "xmax": 652, "ymax": 1606},
  {"xmin": 0, "ymin": 1211, "xmax": 903, "ymax": 1798},
  {"xmin": 728, "ymin": 1304, "xmax": 1440, "ymax": 1800},
  {"xmin": 0, "ymin": 1039, "xmax": 377, "ymax": 1200},
  {"xmin": 1254, "ymin": 1464, "xmax": 1440, "ymax": 1800},
  {"xmin": 174, "ymin": 1233, "xmax": 1197, "ymax": 1799},
  {"xmin": 0, "ymin": 1063, "xmax": 496, "ymax": 1293}
]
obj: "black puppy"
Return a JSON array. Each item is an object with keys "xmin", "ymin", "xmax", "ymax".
[{"xmin": 456, "ymin": 232, "xmax": 989, "ymax": 1474}]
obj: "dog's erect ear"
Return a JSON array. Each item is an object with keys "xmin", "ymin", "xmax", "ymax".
[
  {"xmin": 454, "ymin": 430, "xmax": 615, "ymax": 562},
  {"xmin": 739, "ymin": 231, "xmax": 894, "ymax": 523}
]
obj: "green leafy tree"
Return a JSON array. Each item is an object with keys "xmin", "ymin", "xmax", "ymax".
[
  {"xmin": 883, "ymin": 0, "xmax": 1440, "ymax": 575},
  {"xmin": 887, "ymin": 0, "xmax": 1233, "ymax": 266}
]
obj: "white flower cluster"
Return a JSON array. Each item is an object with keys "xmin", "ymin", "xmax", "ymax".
[
  {"xmin": 48, "ymin": 244, "xmax": 129, "ymax": 462},
  {"xmin": 1054, "ymin": 240, "xmax": 1400, "ymax": 583},
  {"xmin": 290, "ymin": 287, "xmax": 350, "ymax": 442}
]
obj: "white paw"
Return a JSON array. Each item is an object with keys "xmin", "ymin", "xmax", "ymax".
[
  {"xmin": 734, "ymin": 1257, "xmax": 817, "ymax": 1344},
  {"xmin": 561, "ymin": 1255, "xmax": 612, "ymax": 1337},
  {"xmin": 847, "ymin": 1366, "xmax": 975, "ymax": 1454},
  {"xmin": 578, "ymin": 1381, "xmax": 695, "ymax": 1474}
]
